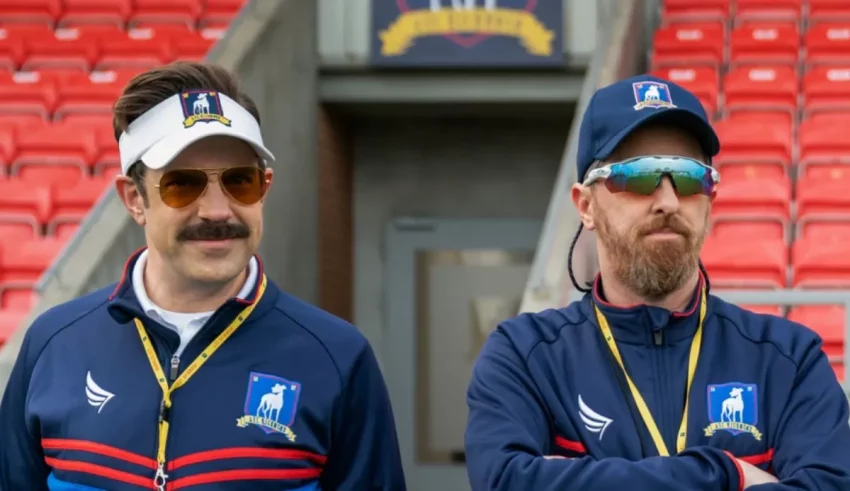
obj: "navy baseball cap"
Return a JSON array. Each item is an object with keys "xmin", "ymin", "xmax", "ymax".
[{"xmin": 576, "ymin": 74, "xmax": 721, "ymax": 182}]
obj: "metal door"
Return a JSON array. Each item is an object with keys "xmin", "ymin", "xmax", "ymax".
[{"xmin": 384, "ymin": 218, "xmax": 542, "ymax": 491}]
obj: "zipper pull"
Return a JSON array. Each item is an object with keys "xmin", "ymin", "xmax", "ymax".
[
  {"xmin": 653, "ymin": 329, "xmax": 663, "ymax": 346},
  {"xmin": 169, "ymin": 356, "xmax": 180, "ymax": 381},
  {"xmin": 154, "ymin": 463, "xmax": 168, "ymax": 491}
]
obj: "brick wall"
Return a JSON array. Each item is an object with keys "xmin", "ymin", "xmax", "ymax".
[{"xmin": 317, "ymin": 106, "xmax": 353, "ymax": 322}]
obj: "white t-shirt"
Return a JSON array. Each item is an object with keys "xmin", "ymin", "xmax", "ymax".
[{"xmin": 131, "ymin": 249, "xmax": 258, "ymax": 357}]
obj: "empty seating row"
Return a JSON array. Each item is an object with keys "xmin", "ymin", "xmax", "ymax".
[
  {"xmin": 654, "ymin": 23, "xmax": 850, "ymax": 69},
  {"xmin": 0, "ymin": 0, "xmax": 244, "ymax": 28},
  {"xmin": 701, "ymin": 234, "xmax": 850, "ymax": 288},
  {"xmin": 0, "ymin": 78, "xmax": 138, "ymax": 122},
  {"xmin": 1, "ymin": 26, "xmax": 219, "ymax": 71},
  {"xmin": 662, "ymin": 0, "xmax": 850, "ymax": 26},
  {"xmin": 0, "ymin": 123, "xmax": 119, "ymax": 177},
  {"xmin": 654, "ymin": 65, "xmax": 850, "ymax": 118},
  {"xmin": 0, "ymin": 178, "xmax": 111, "ymax": 223}
]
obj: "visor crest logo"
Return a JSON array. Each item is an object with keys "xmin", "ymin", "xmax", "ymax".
[{"xmin": 181, "ymin": 90, "xmax": 232, "ymax": 128}]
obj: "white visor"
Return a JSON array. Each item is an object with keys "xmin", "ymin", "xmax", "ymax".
[{"xmin": 118, "ymin": 90, "xmax": 275, "ymax": 175}]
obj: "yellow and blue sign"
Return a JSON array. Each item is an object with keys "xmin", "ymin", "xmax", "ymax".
[
  {"xmin": 236, "ymin": 372, "xmax": 301, "ymax": 442},
  {"xmin": 704, "ymin": 382, "xmax": 763, "ymax": 441},
  {"xmin": 372, "ymin": 0, "xmax": 562, "ymax": 67}
]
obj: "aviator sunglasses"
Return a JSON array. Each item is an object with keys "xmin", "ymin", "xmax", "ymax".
[
  {"xmin": 582, "ymin": 156, "xmax": 720, "ymax": 197},
  {"xmin": 150, "ymin": 166, "xmax": 269, "ymax": 209}
]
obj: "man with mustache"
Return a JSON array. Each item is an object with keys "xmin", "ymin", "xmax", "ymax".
[
  {"xmin": 464, "ymin": 75, "xmax": 850, "ymax": 490},
  {"xmin": 0, "ymin": 62, "xmax": 406, "ymax": 491}
]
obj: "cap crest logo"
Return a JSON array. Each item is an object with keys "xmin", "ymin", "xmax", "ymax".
[
  {"xmin": 180, "ymin": 90, "xmax": 232, "ymax": 128},
  {"xmin": 632, "ymin": 82, "xmax": 676, "ymax": 111}
]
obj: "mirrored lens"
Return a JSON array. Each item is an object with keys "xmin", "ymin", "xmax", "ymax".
[{"xmin": 604, "ymin": 157, "xmax": 714, "ymax": 197}]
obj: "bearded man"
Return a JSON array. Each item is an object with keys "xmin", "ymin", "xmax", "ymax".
[{"xmin": 463, "ymin": 75, "xmax": 850, "ymax": 491}]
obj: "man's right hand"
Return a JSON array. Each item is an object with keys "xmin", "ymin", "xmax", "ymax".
[{"xmin": 737, "ymin": 458, "xmax": 778, "ymax": 488}]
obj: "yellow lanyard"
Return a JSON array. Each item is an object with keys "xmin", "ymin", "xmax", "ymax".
[
  {"xmin": 593, "ymin": 287, "xmax": 706, "ymax": 457},
  {"xmin": 134, "ymin": 275, "xmax": 267, "ymax": 490}
]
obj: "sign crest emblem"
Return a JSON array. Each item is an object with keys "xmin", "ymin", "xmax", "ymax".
[
  {"xmin": 180, "ymin": 90, "xmax": 231, "ymax": 128},
  {"xmin": 375, "ymin": 0, "xmax": 558, "ymax": 63},
  {"xmin": 236, "ymin": 372, "xmax": 301, "ymax": 442},
  {"xmin": 704, "ymin": 382, "xmax": 763, "ymax": 441}
]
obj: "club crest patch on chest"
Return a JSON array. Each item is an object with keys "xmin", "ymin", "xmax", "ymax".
[
  {"xmin": 704, "ymin": 382, "xmax": 762, "ymax": 441},
  {"xmin": 236, "ymin": 372, "xmax": 301, "ymax": 442}
]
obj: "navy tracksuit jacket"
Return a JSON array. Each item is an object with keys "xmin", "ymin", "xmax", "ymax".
[
  {"xmin": 0, "ymin": 250, "xmax": 406, "ymax": 491},
  {"xmin": 465, "ymin": 274, "xmax": 850, "ymax": 490}
]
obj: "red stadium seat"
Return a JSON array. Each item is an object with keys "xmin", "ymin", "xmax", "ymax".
[
  {"xmin": 802, "ymin": 66, "xmax": 850, "ymax": 116},
  {"xmin": 0, "ymin": 236, "xmax": 64, "ymax": 283},
  {"xmin": 723, "ymin": 66, "xmax": 798, "ymax": 117},
  {"xmin": 96, "ymin": 35, "xmax": 171, "ymax": 70},
  {"xmin": 23, "ymin": 36, "xmax": 99, "ymax": 71},
  {"xmin": 787, "ymin": 306, "xmax": 844, "ymax": 362},
  {"xmin": 12, "ymin": 124, "xmax": 99, "ymax": 165},
  {"xmin": 52, "ymin": 176, "xmax": 111, "ymax": 218},
  {"xmin": 58, "ymin": 0, "xmax": 132, "ymax": 27},
  {"xmin": 130, "ymin": 0, "xmax": 203, "ymax": 27},
  {"xmin": 810, "ymin": 0, "xmax": 850, "ymax": 23},
  {"xmin": 796, "ymin": 170, "xmax": 850, "ymax": 219},
  {"xmin": 734, "ymin": 0, "xmax": 803, "ymax": 25},
  {"xmin": 171, "ymin": 34, "xmax": 215, "ymax": 62},
  {"xmin": 0, "ymin": 127, "xmax": 14, "ymax": 167},
  {"xmin": 797, "ymin": 215, "xmax": 850, "ymax": 242},
  {"xmin": 711, "ymin": 212, "xmax": 786, "ymax": 241},
  {"xmin": 0, "ymin": 181, "xmax": 51, "ymax": 223},
  {"xmin": 792, "ymin": 235, "xmax": 850, "ymax": 287},
  {"xmin": 660, "ymin": 0, "xmax": 731, "ymax": 25},
  {"xmin": 711, "ymin": 172, "xmax": 792, "ymax": 220},
  {"xmin": 0, "ymin": 80, "xmax": 56, "ymax": 119},
  {"xmin": 652, "ymin": 67, "xmax": 719, "ymax": 114},
  {"xmin": 11, "ymin": 125, "xmax": 98, "ymax": 186},
  {"xmin": 798, "ymin": 116, "xmax": 850, "ymax": 165},
  {"xmin": 54, "ymin": 24, "xmax": 125, "ymax": 42},
  {"xmin": 201, "ymin": 0, "xmax": 245, "ymax": 27},
  {"xmin": 50, "ymin": 218, "xmax": 80, "ymax": 240},
  {"xmin": 713, "ymin": 118, "xmax": 793, "ymax": 166},
  {"xmin": 651, "ymin": 24, "xmax": 725, "ymax": 69},
  {"xmin": 701, "ymin": 235, "xmax": 788, "ymax": 288},
  {"xmin": 0, "ymin": 283, "xmax": 38, "ymax": 311},
  {"xmin": 0, "ymin": 215, "xmax": 39, "ymax": 242},
  {"xmin": 729, "ymin": 24, "xmax": 800, "ymax": 67},
  {"xmin": 0, "ymin": 0, "xmax": 61, "ymax": 25},
  {"xmin": 0, "ymin": 113, "xmax": 47, "ymax": 130},
  {"xmin": 0, "ymin": 25, "xmax": 53, "ymax": 70},
  {"xmin": 805, "ymin": 24, "xmax": 850, "ymax": 64},
  {"xmin": 54, "ymin": 75, "xmax": 126, "ymax": 120}
]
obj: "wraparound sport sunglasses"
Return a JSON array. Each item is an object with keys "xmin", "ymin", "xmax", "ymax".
[
  {"xmin": 582, "ymin": 156, "xmax": 720, "ymax": 197},
  {"xmin": 149, "ymin": 166, "xmax": 269, "ymax": 209}
]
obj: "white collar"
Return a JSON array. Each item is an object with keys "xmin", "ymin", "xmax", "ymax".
[{"xmin": 132, "ymin": 248, "xmax": 259, "ymax": 317}]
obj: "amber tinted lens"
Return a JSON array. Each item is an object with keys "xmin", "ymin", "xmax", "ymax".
[
  {"xmin": 158, "ymin": 169, "xmax": 209, "ymax": 208},
  {"xmin": 220, "ymin": 166, "xmax": 266, "ymax": 205}
]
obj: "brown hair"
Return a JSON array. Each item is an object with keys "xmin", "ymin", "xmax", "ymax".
[{"xmin": 113, "ymin": 61, "xmax": 262, "ymax": 203}]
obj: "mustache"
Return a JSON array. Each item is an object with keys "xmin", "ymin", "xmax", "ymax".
[
  {"xmin": 177, "ymin": 221, "xmax": 250, "ymax": 241},
  {"xmin": 637, "ymin": 214, "xmax": 692, "ymax": 237}
]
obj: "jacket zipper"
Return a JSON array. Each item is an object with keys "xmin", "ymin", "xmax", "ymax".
[
  {"xmin": 154, "ymin": 355, "xmax": 180, "ymax": 491},
  {"xmin": 652, "ymin": 329, "xmax": 669, "ymax": 454}
]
